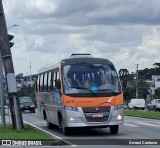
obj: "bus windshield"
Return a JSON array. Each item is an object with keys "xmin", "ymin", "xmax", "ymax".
[{"xmin": 62, "ymin": 63, "xmax": 122, "ymax": 97}]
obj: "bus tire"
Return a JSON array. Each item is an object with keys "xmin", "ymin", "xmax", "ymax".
[
  {"xmin": 46, "ymin": 116, "xmax": 53, "ymax": 129},
  {"xmin": 110, "ymin": 125, "xmax": 119, "ymax": 134},
  {"xmin": 59, "ymin": 117, "xmax": 69, "ymax": 135},
  {"xmin": 43, "ymin": 110, "xmax": 46, "ymax": 120}
]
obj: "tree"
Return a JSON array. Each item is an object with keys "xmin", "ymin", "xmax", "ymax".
[
  {"xmin": 119, "ymin": 69, "xmax": 129, "ymax": 77},
  {"xmin": 138, "ymin": 80, "xmax": 150, "ymax": 99},
  {"xmin": 153, "ymin": 88, "xmax": 160, "ymax": 99},
  {"xmin": 153, "ymin": 62, "xmax": 160, "ymax": 68},
  {"xmin": 119, "ymin": 69, "xmax": 129, "ymax": 87},
  {"xmin": 121, "ymin": 61, "xmax": 160, "ymax": 102},
  {"xmin": 123, "ymin": 87, "xmax": 135, "ymax": 102},
  {"xmin": 17, "ymin": 85, "xmax": 28, "ymax": 96},
  {"xmin": 16, "ymin": 73, "xmax": 24, "ymax": 79}
]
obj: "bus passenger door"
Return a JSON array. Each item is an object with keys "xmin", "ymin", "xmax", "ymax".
[
  {"xmin": 53, "ymin": 90, "xmax": 62, "ymax": 125},
  {"xmin": 44, "ymin": 92, "xmax": 53, "ymax": 122}
]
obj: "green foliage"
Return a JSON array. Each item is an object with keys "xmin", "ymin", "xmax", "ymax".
[
  {"xmin": 137, "ymin": 80, "xmax": 150, "ymax": 98},
  {"xmin": 153, "ymin": 87, "xmax": 160, "ymax": 98},
  {"xmin": 123, "ymin": 87, "xmax": 135, "ymax": 101},
  {"xmin": 153, "ymin": 62, "xmax": 160, "ymax": 68},
  {"xmin": 123, "ymin": 80, "xmax": 150, "ymax": 101},
  {"xmin": 122, "ymin": 61, "xmax": 160, "ymax": 101},
  {"xmin": 17, "ymin": 83, "xmax": 36, "ymax": 103},
  {"xmin": 119, "ymin": 69, "xmax": 130, "ymax": 87},
  {"xmin": 16, "ymin": 73, "xmax": 37, "ymax": 105},
  {"xmin": 16, "ymin": 73, "xmax": 23, "ymax": 79},
  {"xmin": 124, "ymin": 110, "xmax": 160, "ymax": 119},
  {"xmin": 0, "ymin": 124, "xmax": 54, "ymax": 140}
]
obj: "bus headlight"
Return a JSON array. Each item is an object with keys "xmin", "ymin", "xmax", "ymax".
[
  {"xmin": 69, "ymin": 117, "xmax": 75, "ymax": 122},
  {"xmin": 114, "ymin": 104, "xmax": 124, "ymax": 110},
  {"xmin": 116, "ymin": 115, "xmax": 123, "ymax": 120},
  {"xmin": 64, "ymin": 106, "xmax": 79, "ymax": 112}
]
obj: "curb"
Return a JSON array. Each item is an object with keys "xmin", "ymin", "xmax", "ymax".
[{"xmin": 23, "ymin": 121, "xmax": 76, "ymax": 147}]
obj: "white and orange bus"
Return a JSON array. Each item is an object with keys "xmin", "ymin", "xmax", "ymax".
[{"xmin": 36, "ymin": 54, "xmax": 124, "ymax": 135}]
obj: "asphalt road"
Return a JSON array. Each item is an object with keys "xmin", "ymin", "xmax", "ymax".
[{"xmin": 20, "ymin": 110, "xmax": 160, "ymax": 148}]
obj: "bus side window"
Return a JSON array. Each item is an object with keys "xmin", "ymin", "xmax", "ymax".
[
  {"xmin": 40, "ymin": 74, "xmax": 44, "ymax": 91},
  {"xmin": 54, "ymin": 71, "xmax": 61, "ymax": 89},
  {"xmin": 36, "ymin": 75, "xmax": 40, "ymax": 91},
  {"xmin": 44, "ymin": 73, "xmax": 48, "ymax": 91},
  {"xmin": 57, "ymin": 71, "xmax": 60, "ymax": 80},
  {"xmin": 53, "ymin": 72, "xmax": 56, "ymax": 88},
  {"xmin": 48, "ymin": 71, "xmax": 52, "ymax": 91}
]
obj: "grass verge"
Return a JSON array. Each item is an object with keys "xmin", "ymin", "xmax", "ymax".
[
  {"xmin": 124, "ymin": 110, "xmax": 160, "ymax": 119},
  {"xmin": 0, "ymin": 124, "xmax": 55, "ymax": 140}
]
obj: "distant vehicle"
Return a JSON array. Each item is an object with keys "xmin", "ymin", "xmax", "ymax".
[
  {"xmin": 128, "ymin": 98, "xmax": 145, "ymax": 110},
  {"xmin": 19, "ymin": 96, "xmax": 35, "ymax": 113},
  {"xmin": 148, "ymin": 99, "xmax": 160, "ymax": 111}
]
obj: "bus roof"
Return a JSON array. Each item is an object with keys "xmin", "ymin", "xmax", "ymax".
[
  {"xmin": 37, "ymin": 60, "xmax": 61, "ymax": 74},
  {"xmin": 37, "ymin": 55, "xmax": 113, "ymax": 74}
]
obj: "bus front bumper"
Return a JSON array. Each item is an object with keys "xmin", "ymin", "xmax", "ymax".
[{"xmin": 64, "ymin": 107, "xmax": 124, "ymax": 128}]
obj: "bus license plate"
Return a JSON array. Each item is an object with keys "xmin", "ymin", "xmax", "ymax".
[{"xmin": 92, "ymin": 113, "xmax": 103, "ymax": 118}]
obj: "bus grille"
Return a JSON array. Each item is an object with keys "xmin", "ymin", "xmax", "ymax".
[{"xmin": 82, "ymin": 106, "xmax": 111, "ymax": 122}]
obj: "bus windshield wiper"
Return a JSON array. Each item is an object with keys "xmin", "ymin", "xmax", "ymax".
[
  {"xmin": 70, "ymin": 86, "xmax": 97, "ymax": 96},
  {"xmin": 97, "ymin": 89, "xmax": 121, "ymax": 95}
]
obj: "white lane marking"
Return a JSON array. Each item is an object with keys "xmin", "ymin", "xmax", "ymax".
[
  {"xmin": 23, "ymin": 121, "xmax": 62, "ymax": 139},
  {"xmin": 124, "ymin": 123, "xmax": 140, "ymax": 127},
  {"xmin": 142, "ymin": 121, "xmax": 160, "ymax": 125},
  {"xmin": 23, "ymin": 120, "xmax": 77, "ymax": 147},
  {"xmin": 135, "ymin": 122, "xmax": 160, "ymax": 127}
]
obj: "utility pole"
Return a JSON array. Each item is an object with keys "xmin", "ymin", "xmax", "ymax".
[
  {"xmin": 0, "ymin": 0, "xmax": 23, "ymax": 129},
  {"xmin": 135, "ymin": 64, "xmax": 139, "ymax": 98},
  {"xmin": 30, "ymin": 60, "xmax": 32, "ymax": 86},
  {"xmin": 0, "ymin": 46, "xmax": 5, "ymax": 126}
]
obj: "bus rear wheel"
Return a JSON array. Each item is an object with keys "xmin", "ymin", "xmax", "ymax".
[
  {"xmin": 110, "ymin": 125, "xmax": 119, "ymax": 134},
  {"xmin": 46, "ymin": 117, "xmax": 53, "ymax": 129}
]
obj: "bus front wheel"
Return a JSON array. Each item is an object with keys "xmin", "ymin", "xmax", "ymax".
[
  {"xmin": 110, "ymin": 125, "xmax": 119, "ymax": 134},
  {"xmin": 59, "ymin": 118, "xmax": 69, "ymax": 135}
]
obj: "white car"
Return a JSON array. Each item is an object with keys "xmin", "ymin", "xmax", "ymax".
[
  {"xmin": 128, "ymin": 98, "xmax": 145, "ymax": 110},
  {"xmin": 148, "ymin": 99, "xmax": 160, "ymax": 111}
]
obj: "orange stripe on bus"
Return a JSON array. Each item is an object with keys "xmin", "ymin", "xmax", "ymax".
[{"xmin": 62, "ymin": 93, "xmax": 123, "ymax": 107}]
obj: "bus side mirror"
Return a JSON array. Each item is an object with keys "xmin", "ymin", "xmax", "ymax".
[{"xmin": 55, "ymin": 79, "xmax": 61, "ymax": 89}]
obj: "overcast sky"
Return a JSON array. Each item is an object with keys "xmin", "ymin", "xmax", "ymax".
[{"xmin": 3, "ymin": 0, "xmax": 160, "ymax": 75}]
